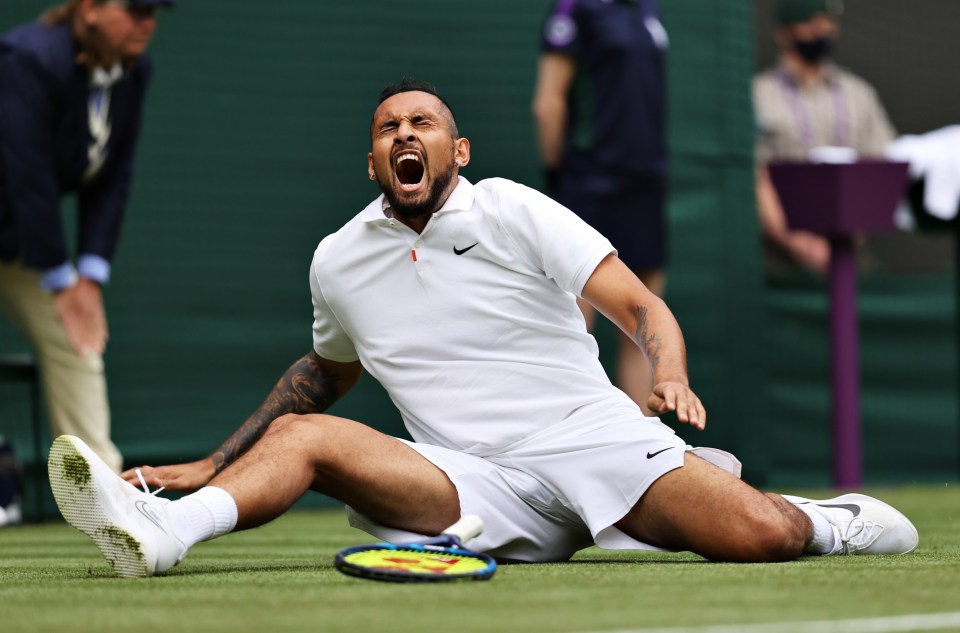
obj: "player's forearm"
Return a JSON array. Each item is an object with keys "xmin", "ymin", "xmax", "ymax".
[
  {"xmin": 207, "ymin": 351, "xmax": 359, "ymax": 474},
  {"xmin": 634, "ymin": 303, "xmax": 689, "ymax": 386}
]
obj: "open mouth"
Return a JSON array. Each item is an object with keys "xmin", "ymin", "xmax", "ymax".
[{"xmin": 395, "ymin": 152, "xmax": 424, "ymax": 190}]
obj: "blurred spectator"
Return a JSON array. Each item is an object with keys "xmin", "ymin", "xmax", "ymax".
[
  {"xmin": 753, "ymin": 0, "xmax": 895, "ymax": 273},
  {"xmin": 533, "ymin": 0, "xmax": 668, "ymax": 414},
  {"xmin": 0, "ymin": 0, "xmax": 174, "ymax": 473}
]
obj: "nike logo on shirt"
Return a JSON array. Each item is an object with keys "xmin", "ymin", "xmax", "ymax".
[{"xmin": 453, "ymin": 242, "xmax": 479, "ymax": 256}]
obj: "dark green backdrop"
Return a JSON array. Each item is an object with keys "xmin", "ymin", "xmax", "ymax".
[{"xmin": 1, "ymin": 1, "xmax": 956, "ymax": 518}]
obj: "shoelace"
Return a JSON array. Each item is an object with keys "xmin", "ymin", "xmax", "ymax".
[
  {"xmin": 840, "ymin": 517, "xmax": 883, "ymax": 554},
  {"xmin": 135, "ymin": 468, "xmax": 166, "ymax": 496}
]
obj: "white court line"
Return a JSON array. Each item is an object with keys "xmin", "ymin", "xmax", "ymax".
[{"xmin": 577, "ymin": 611, "xmax": 960, "ymax": 633}]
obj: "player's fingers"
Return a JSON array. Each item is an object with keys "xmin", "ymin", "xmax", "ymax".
[
  {"xmin": 657, "ymin": 384, "xmax": 678, "ymax": 412},
  {"xmin": 152, "ymin": 467, "xmax": 203, "ymax": 492},
  {"xmin": 647, "ymin": 392, "xmax": 666, "ymax": 414},
  {"xmin": 121, "ymin": 465, "xmax": 163, "ymax": 489},
  {"xmin": 694, "ymin": 396, "xmax": 707, "ymax": 429},
  {"xmin": 674, "ymin": 389, "xmax": 706, "ymax": 431},
  {"xmin": 673, "ymin": 390, "xmax": 691, "ymax": 422}
]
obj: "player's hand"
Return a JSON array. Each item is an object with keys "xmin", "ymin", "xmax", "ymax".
[
  {"xmin": 53, "ymin": 278, "xmax": 108, "ymax": 357},
  {"xmin": 121, "ymin": 459, "xmax": 217, "ymax": 493},
  {"xmin": 648, "ymin": 381, "xmax": 706, "ymax": 430}
]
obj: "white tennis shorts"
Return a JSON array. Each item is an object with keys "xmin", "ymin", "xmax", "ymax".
[{"xmin": 347, "ymin": 413, "xmax": 741, "ymax": 562}]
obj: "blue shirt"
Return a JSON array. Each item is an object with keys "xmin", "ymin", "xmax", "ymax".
[
  {"xmin": 541, "ymin": 0, "xmax": 667, "ymax": 178},
  {"xmin": 0, "ymin": 21, "xmax": 152, "ymax": 286}
]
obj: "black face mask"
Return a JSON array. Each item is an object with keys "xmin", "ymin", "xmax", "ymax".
[{"xmin": 794, "ymin": 36, "xmax": 833, "ymax": 64}]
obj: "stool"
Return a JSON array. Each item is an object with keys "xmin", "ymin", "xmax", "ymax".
[{"xmin": 0, "ymin": 352, "xmax": 44, "ymax": 520}]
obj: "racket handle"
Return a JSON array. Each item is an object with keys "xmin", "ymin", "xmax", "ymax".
[{"xmin": 441, "ymin": 514, "xmax": 485, "ymax": 545}]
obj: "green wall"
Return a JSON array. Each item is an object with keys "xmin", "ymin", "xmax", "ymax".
[{"xmin": 1, "ymin": 1, "xmax": 956, "ymax": 517}]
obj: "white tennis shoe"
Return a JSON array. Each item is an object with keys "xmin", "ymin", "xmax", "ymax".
[
  {"xmin": 784, "ymin": 493, "xmax": 919, "ymax": 555},
  {"xmin": 48, "ymin": 435, "xmax": 187, "ymax": 577}
]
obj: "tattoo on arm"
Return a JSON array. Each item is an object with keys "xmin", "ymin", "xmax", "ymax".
[
  {"xmin": 635, "ymin": 306, "xmax": 662, "ymax": 371},
  {"xmin": 209, "ymin": 353, "xmax": 347, "ymax": 474}
]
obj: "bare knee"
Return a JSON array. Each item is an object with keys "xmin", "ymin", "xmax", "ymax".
[
  {"xmin": 728, "ymin": 506, "xmax": 808, "ymax": 563},
  {"xmin": 260, "ymin": 413, "xmax": 348, "ymax": 462},
  {"xmin": 264, "ymin": 412, "xmax": 337, "ymax": 438}
]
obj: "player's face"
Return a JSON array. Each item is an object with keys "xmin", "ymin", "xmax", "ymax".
[
  {"xmin": 368, "ymin": 91, "xmax": 470, "ymax": 224},
  {"xmin": 84, "ymin": 0, "xmax": 159, "ymax": 61}
]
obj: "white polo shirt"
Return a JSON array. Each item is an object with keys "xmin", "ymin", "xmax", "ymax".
[{"xmin": 310, "ymin": 176, "xmax": 641, "ymax": 455}]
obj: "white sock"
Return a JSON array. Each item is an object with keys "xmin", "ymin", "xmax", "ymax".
[
  {"xmin": 166, "ymin": 486, "xmax": 238, "ymax": 549},
  {"xmin": 793, "ymin": 502, "xmax": 841, "ymax": 555}
]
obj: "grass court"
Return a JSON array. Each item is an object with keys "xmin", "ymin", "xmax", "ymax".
[{"xmin": 1, "ymin": 485, "xmax": 959, "ymax": 633}]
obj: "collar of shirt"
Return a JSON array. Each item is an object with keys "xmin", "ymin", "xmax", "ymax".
[
  {"xmin": 362, "ymin": 176, "xmax": 476, "ymax": 225},
  {"xmin": 89, "ymin": 63, "xmax": 124, "ymax": 89}
]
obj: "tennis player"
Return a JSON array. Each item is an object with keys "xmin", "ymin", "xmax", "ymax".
[{"xmin": 49, "ymin": 79, "xmax": 917, "ymax": 577}]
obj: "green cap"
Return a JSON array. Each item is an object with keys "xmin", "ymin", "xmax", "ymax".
[{"xmin": 776, "ymin": 0, "xmax": 842, "ymax": 25}]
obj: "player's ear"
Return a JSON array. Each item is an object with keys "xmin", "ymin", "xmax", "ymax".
[
  {"xmin": 367, "ymin": 153, "xmax": 376, "ymax": 180},
  {"xmin": 454, "ymin": 137, "xmax": 470, "ymax": 169}
]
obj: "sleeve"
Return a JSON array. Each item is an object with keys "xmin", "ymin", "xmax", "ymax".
[
  {"xmin": 76, "ymin": 57, "xmax": 153, "ymax": 266},
  {"xmin": 309, "ymin": 241, "xmax": 360, "ymax": 362},
  {"xmin": 540, "ymin": 0, "xmax": 583, "ymax": 57},
  {"xmin": 0, "ymin": 48, "xmax": 71, "ymax": 271},
  {"xmin": 491, "ymin": 179, "xmax": 614, "ymax": 296}
]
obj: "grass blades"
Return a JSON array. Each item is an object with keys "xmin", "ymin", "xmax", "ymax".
[{"xmin": 1, "ymin": 485, "xmax": 958, "ymax": 633}]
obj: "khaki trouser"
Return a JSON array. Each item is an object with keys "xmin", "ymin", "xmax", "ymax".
[{"xmin": 0, "ymin": 260, "xmax": 122, "ymax": 472}]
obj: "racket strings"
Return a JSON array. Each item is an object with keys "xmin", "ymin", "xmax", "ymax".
[{"xmin": 342, "ymin": 547, "xmax": 493, "ymax": 576}]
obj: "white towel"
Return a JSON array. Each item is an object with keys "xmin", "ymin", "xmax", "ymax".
[{"xmin": 886, "ymin": 125, "xmax": 960, "ymax": 221}]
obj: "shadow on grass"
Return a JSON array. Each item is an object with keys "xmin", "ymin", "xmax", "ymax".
[
  {"xmin": 558, "ymin": 558, "xmax": 708, "ymax": 565},
  {"xmin": 59, "ymin": 560, "xmax": 333, "ymax": 581}
]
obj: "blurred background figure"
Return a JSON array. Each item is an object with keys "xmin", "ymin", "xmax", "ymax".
[
  {"xmin": 532, "ymin": 0, "xmax": 669, "ymax": 414},
  {"xmin": 0, "ymin": 0, "xmax": 174, "ymax": 475},
  {"xmin": 753, "ymin": 0, "xmax": 895, "ymax": 274}
]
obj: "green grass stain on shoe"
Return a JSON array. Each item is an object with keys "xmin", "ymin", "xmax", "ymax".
[
  {"xmin": 61, "ymin": 454, "xmax": 91, "ymax": 487},
  {"xmin": 101, "ymin": 526, "xmax": 142, "ymax": 554}
]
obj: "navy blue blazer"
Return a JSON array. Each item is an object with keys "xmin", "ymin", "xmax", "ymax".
[
  {"xmin": 541, "ymin": 0, "xmax": 666, "ymax": 179},
  {"xmin": 0, "ymin": 21, "xmax": 152, "ymax": 274}
]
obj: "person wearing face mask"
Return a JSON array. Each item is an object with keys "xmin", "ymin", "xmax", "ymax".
[
  {"xmin": 0, "ymin": 0, "xmax": 174, "ymax": 476},
  {"xmin": 753, "ymin": 0, "xmax": 896, "ymax": 273}
]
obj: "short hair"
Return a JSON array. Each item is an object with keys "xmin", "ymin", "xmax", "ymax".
[{"xmin": 377, "ymin": 78, "xmax": 459, "ymax": 137}]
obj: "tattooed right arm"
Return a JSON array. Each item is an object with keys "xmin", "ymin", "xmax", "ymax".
[
  {"xmin": 208, "ymin": 350, "xmax": 363, "ymax": 474},
  {"xmin": 118, "ymin": 351, "xmax": 361, "ymax": 492}
]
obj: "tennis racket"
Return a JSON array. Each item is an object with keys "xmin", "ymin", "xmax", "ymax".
[{"xmin": 334, "ymin": 514, "xmax": 497, "ymax": 583}]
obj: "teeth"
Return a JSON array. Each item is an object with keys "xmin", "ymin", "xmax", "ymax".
[{"xmin": 396, "ymin": 153, "xmax": 420, "ymax": 165}]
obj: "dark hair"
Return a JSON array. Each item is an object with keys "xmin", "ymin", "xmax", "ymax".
[{"xmin": 377, "ymin": 78, "xmax": 459, "ymax": 137}]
